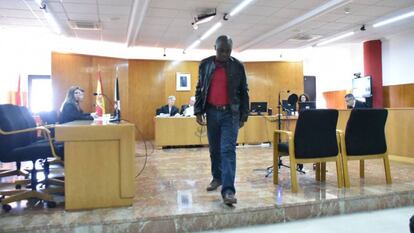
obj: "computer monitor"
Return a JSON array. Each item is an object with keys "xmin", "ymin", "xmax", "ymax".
[
  {"xmin": 250, "ymin": 102, "xmax": 267, "ymax": 115},
  {"xmin": 299, "ymin": 101, "xmax": 316, "ymax": 112},
  {"xmin": 352, "ymin": 76, "xmax": 372, "ymax": 98},
  {"xmin": 282, "ymin": 100, "xmax": 295, "ymax": 114}
]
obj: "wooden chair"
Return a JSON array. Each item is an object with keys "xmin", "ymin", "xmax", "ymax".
[
  {"xmin": 338, "ymin": 109, "xmax": 391, "ymax": 188},
  {"xmin": 273, "ymin": 109, "xmax": 343, "ymax": 192}
]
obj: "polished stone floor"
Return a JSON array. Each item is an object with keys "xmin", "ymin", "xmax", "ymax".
[
  {"xmin": 1, "ymin": 143, "xmax": 414, "ymax": 232},
  {"xmin": 205, "ymin": 206, "xmax": 414, "ymax": 233}
]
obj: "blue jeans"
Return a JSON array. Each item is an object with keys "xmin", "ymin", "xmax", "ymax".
[{"xmin": 206, "ymin": 105, "xmax": 239, "ymax": 196}]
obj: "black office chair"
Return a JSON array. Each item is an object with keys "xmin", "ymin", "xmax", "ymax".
[
  {"xmin": 38, "ymin": 111, "xmax": 59, "ymax": 125},
  {"xmin": 0, "ymin": 105, "xmax": 30, "ymax": 181},
  {"xmin": 0, "ymin": 104, "xmax": 63, "ymax": 212},
  {"xmin": 155, "ymin": 108, "xmax": 161, "ymax": 115},
  {"xmin": 339, "ymin": 109, "xmax": 391, "ymax": 188},
  {"xmin": 16, "ymin": 107, "xmax": 64, "ymax": 188},
  {"xmin": 273, "ymin": 109, "xmax": 343, "ymax": 192}
]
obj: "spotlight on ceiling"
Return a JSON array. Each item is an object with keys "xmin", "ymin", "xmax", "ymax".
[{"xmin": 191, "ymin": 9, "xmax": 216, "ymax": 30}]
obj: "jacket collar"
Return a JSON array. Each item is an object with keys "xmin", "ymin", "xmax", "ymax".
[{"xmin": 206, "ymin": 55, "xmax": 235, "ymax": 64}]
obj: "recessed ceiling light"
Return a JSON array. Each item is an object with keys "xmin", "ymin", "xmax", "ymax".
[
  {"xmin": 200, "ymin": 22, "xmax": 222, "ymax": 40},
  {"xmin": 316, "ymin": 31, "xmax": 355, "ymax": 46},
  {"xmin": 373, "ymin": 10, "xmax": 414, "ymax": 28},
  {"xmin": 229, "ymin": 0, "xmax": 255, "ymax": 17}
]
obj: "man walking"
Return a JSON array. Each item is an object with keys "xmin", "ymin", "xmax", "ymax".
[{"xmin": 194, "ymin": 35, "xmax": 249, "ymax": 205}]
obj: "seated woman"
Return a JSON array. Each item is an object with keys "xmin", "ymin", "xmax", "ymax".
[
  {"xmin": 298, "ymin": 93, "xmax": 309, "ymax": 103},
  {"xmin": 59, "ymin": 86, "xmax": 94, "ymax": 123}
]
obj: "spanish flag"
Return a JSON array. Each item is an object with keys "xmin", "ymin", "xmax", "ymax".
[
  {"xmin": 9, "ymin": 75, "xmax": 28, "ymax": 106},
  {"xmin": 95, "ymin": 71, "xmax": 105, "ymax": 117},
  {"xmin": 15, "ymin": 75, "xmax": 22, "ymax": 106}
]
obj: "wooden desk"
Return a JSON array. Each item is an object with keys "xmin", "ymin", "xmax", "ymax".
[
  {"xmin": 154, "ymin": 115, "xmax": 297, "ymax": 147},
  {"xmin": 55, "ymin": 120, "xmax": 135, "ymax": 210}
]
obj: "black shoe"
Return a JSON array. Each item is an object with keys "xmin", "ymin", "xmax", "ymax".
[
  {"xmin": 223, "ymin": 192, "xmax": 237, "ymax": 205},
  {"xmin": 206, "ymin": 179, "xmax": 221, "ymax": 191}
]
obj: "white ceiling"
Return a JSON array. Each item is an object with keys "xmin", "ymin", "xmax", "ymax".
[{"xmin": 1, "ymin": 0, "xmax": 414, "ymax": 51}]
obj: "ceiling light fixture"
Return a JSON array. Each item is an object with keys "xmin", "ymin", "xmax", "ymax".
[
  {"xmin": 373, "ymin": 10, "xmax": 414, "ymax": 28},
  {"xmin": 229, "ymin": 0, "xmax": 255, "ymax": 17},
  {"xmin": 184, "ymin": 22, "xmax": 222, "ymax": 52},
  {"xmin": 200, "ymin": 22, "xmax": 222, "ymax": 40},
  {"xmin": 192, "ymin": 9, "xmax": 217, "ymax": 30},
  {"xmin": 316, "ymin": 31, "xmax": 355, "ymax": 46},
  {"xmin": 184, "ymin": 0, "xmax": 255, "ymax": 52},
  {"xmin": 184, "ymin": 40, "xmax": 201, "ymax": 53}
]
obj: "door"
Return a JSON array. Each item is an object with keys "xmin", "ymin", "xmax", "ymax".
[{"xmin": 304, "ymin": 76, "xmax": 316, "ymax": 102}]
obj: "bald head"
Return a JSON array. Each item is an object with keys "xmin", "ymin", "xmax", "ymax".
[{"xmin": 215, "ymin": 35, "xmax": 233, "ymax": 62}]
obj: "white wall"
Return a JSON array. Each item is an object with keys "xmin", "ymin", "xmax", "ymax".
[
  {"xmin": 0, "ymin": 29, "xmax": 52, "ymax": 104},
  {"xmin": 382, "ymin": 27, "xmax": 414, "ymax": 86},
  {"xmin": 302, "ymin": 43, "xmax": 364, "ymax": 107}
]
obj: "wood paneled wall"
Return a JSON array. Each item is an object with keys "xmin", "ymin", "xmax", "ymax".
[
  {"xmin": 127, "ymin": 60, "xmax": 167, "ymax": 140},
  {"xmin": 127, "ymin": 60, "xmax": 303, "ymax": 140},
  {"xmin": 51, "ymin": 53, "xmax": 128, "ymax": 115},
  {"xmin": 323, "ymin": 82, "xmax": 414, "ymax": 109},
  {"xmin": 323, "ymin": 90, "xmax": 347, "ymax": 109},
  {"xmin": 52, "ymin": 53, "xmax": 303, "ymax": 140},
  {"xmin": 383, "ymin": 83, "xmax": 414, "ymax": 108},
  {"xmin": 245, "ymin": 62, "xmax": 304, "ymax": 112}
]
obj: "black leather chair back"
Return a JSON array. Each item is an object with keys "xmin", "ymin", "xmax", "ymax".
[
  {"xmin": 0, "ymin": 105, "xmax": 33, "ymax": 155},
  {"xmin": 345, "ymin": 109, "xmax": 388, "ymax": 156},
  {"xmin": 294, "ymin": 109, "xmax": 339, "ymax": 158},
  {"xmin": 0, "ymin": 104, "xmax": 64, "ymax": 163},
  {"xmin": 19, "ymin": 107, "xmax": 38, "ymax": 141},
  {"xmin": 0, "ymin": 104, "xmax": 15, "ymax": 155},
  {"xmin": 38, "ymin": 111, "xmax": 59, "ymax": 125}
]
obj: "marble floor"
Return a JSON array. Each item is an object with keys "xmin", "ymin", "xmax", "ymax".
[
  {"xmin": 205, "ymin": 206, "xmax": 414, "ymax": 233},
  {"xmin": 1, "ymin": 143, "xmax": 414, "ymax": 232}
]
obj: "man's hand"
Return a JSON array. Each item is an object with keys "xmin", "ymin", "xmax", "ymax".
[
  {"xmin": 196, "ymin": 114, "xmax": 206, "ymax": 126},
  {"xmin": 239, "ymin": 121, "xmax": 245, "ymax": 129}
]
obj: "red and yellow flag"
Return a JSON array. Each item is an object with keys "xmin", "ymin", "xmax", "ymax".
[
  {"xmin": 95, "ymin": 71, "xmax": 105, "ymax": 116},
  {"xmin": 16, "ymin": 75, "xmax": 22, "ymax": 106}
]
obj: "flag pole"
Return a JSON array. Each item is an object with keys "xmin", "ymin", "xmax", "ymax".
[{"xmin": 111, "ymin": 65, "xmax": 121, "ymax": 122}]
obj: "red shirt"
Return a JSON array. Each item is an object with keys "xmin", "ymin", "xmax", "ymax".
[{"xmin": 207, "ymin": 62, "xmax": 229, "ymax": 106}]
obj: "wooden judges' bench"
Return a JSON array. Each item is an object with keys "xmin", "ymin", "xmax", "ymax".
[
  {"xmin": 155, "ymin": 108, "xmax": 414, "ymax": 162},
  {"xmin": 154, "ymin": 115, "xmax": 297, "ymax": 147}
]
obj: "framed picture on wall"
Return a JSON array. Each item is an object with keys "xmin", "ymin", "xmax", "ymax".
[{"xmin": 176, "ymin": 72, "xmax": 191, "ymax": 91}]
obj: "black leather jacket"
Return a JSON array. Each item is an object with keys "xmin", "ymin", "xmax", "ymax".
[{"xmin": 194, "ymin": 56, "xmax": 249, "ymax": 123}]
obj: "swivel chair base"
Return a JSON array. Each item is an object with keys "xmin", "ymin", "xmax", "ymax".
[{"xmin": 265, "ymin": 159, "xmax": 306, "ymax": 178}]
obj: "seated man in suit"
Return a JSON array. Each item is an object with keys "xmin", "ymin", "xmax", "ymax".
[
  {"xmin": 345, "ymin": 93, "xmax": 366, "ymax": 109},
  {"xmin": 158, "ymin": 95, "xmax": 180, "ymax": 116},
  {"xmin": 180, "ymin": 96, "xmax": 196, "ymax": 116}
]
